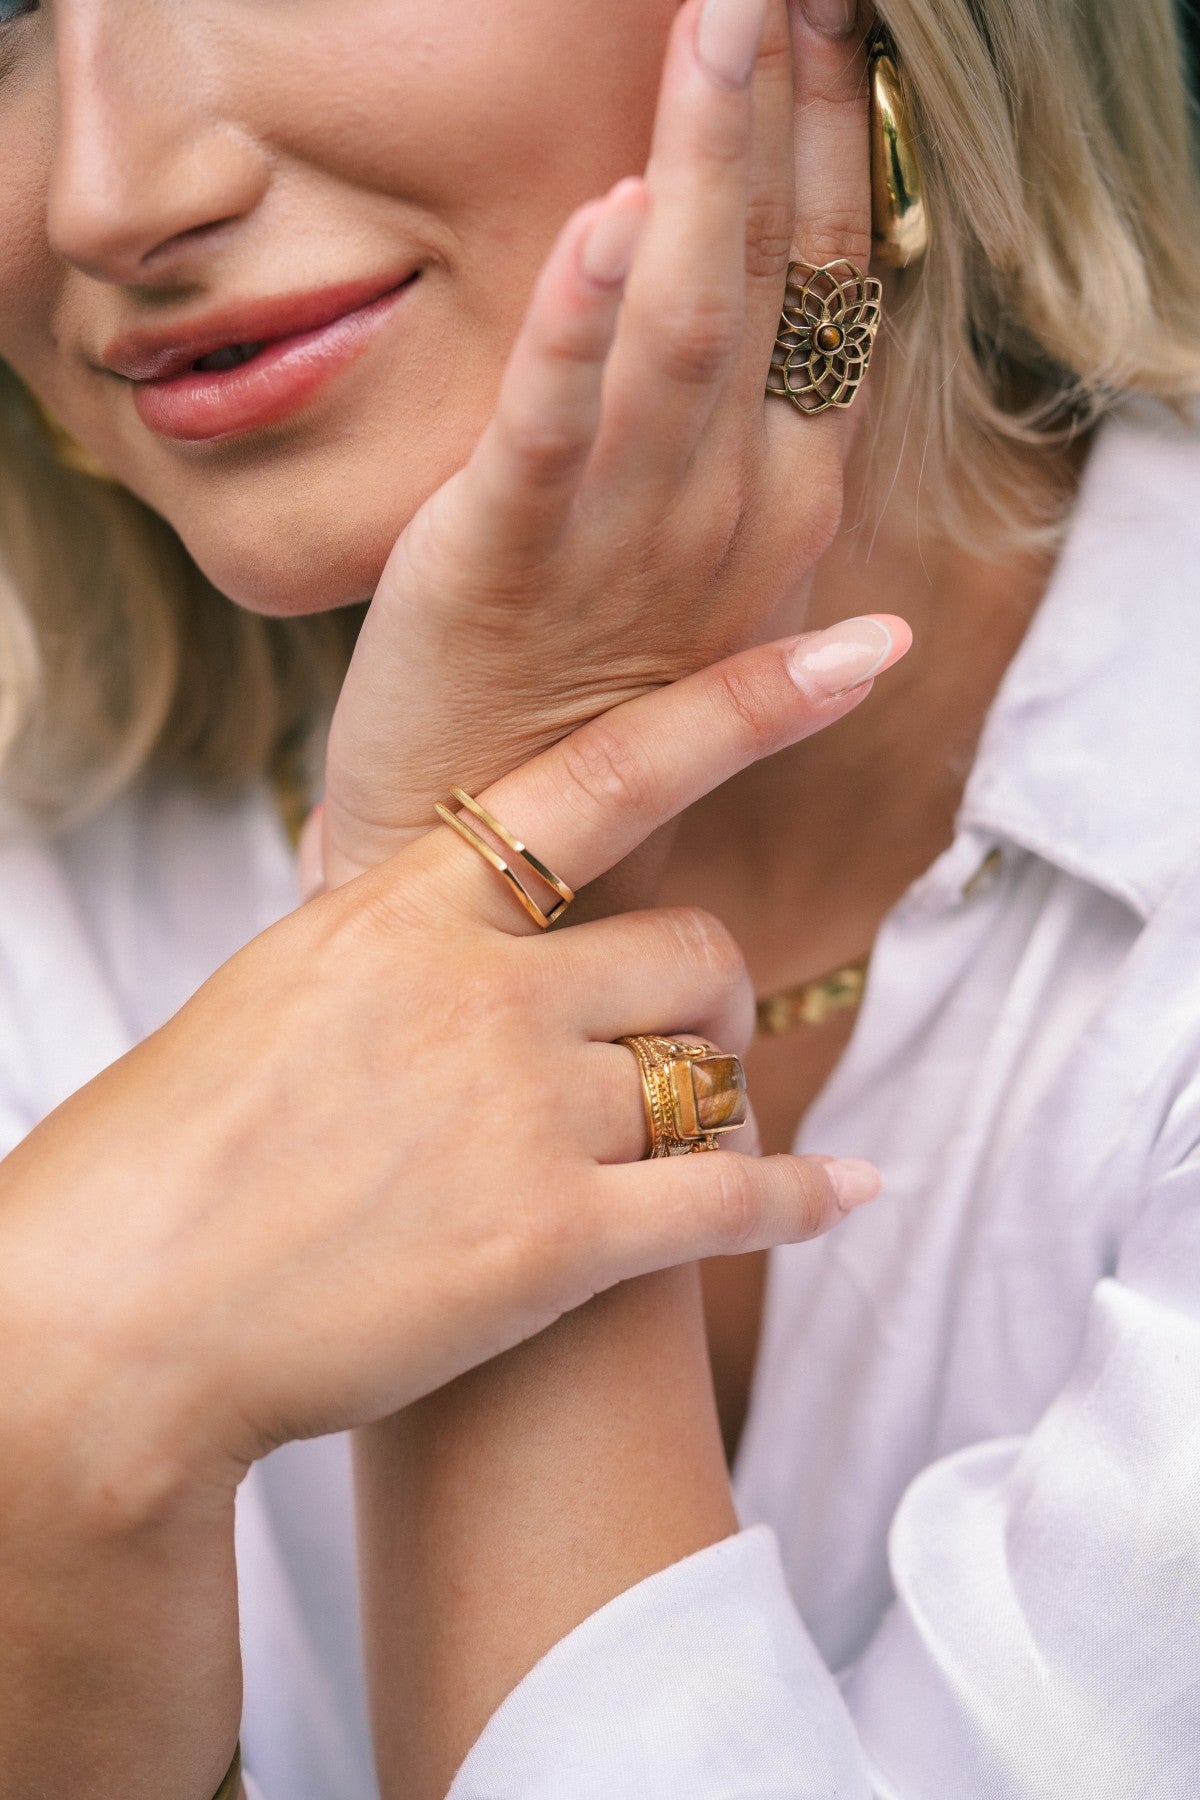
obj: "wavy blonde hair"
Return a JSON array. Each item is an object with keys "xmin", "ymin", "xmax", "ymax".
[{"xmin": 2, "ymin": 0, "xmax": 1199, "ymax": 829}]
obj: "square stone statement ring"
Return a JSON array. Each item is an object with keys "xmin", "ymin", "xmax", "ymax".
[
  {"xmin": 617, "ymin": 1036, "xmax": 750, "ymax": 1159},
  {"xmin": 434, "ymin": 790, "xmax": 749, "ymax": 1159}
]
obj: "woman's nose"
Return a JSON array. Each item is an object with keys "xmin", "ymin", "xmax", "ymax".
[{"xmin": 45, "ymin": 3, "xmax": 269, "ymax": 284}]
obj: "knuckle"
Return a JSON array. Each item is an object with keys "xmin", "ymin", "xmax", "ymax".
[
  {"xmin": 744, "ymin": 191, "xmax": 795, "ymax": 282},
  {"xmin": 803, "ymin": 209, "xmax": 873, "ymax": 274},
  {"xmin": 771, "ymin": 455, "xmax": 843, "ymax": 567},
  {"xmin": 669, "ymin": 905, "xmax": 745, "ymax": 990},
  {"xmin": 557, "ymin": 718, "xmax": 657, "ymax": 824},
  {"xmin": 437, "ymin": 961, "xmax": 511, "ymax": 1035},
  {"xmin": 790, "ymin": 1159, "xmax": 834, "ymax": 1240},
  {"xmin": 518, "ymin": 1179, "xmax": 585, "ymax": 1284},
  {"xmin": 656, "ymin": 295, "xmax": 742, "ymax": 387},
  {"xmin": 486, "ymin": 945, "xmax": 545, "ymax": 1015},
  {"xmin": 328, "ymin": 867, "xmax": 429, "ymax": 945},
  {"xmin": 677, "ymin": 481, "xmax": 747, "ymax": 585},
  {"xmin": 504, "ymin": 414, "xmax": 589, "ymax": 484},
  {"xmin": 435, "ymin": 946, "xmax": 545, "ymax": 1039},
  {"xmin": 707, "ymin": 1155, "xmax": 761, "ymax": 1254},
  {"xmin": 805, "ymin": 462, "xmax": 845, "ymax": 559},
  {"xmin": 697, "ymin": 106, "xmax": 752, "ymax": 169},
  {"xmin": 711, "ymin": 658, "xmax": 782, "ymax": 758}
]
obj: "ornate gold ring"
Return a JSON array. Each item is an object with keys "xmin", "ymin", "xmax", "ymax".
[
  {"xmin": 435, "ymin": 787, "xmax": 574, "ymax": 930},
  {"xmin": 766, "ymin": 260, "xmax": 882, "ymax": 415},
  {"xmin": 617, "ymin": 1035, "xmax": 749, "ymax": 1158}
]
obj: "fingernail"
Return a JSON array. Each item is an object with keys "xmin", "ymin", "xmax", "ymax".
[
  {"xmin": 798, "ymin": 0, "xmax": 858, "ymax": 37},
  {"xmin": 696, "ymin": 0, "xmax": 768, "ymax": 89},
  {"xmin": 580, "ymin": 181, "xmax": 647, "ymax": 287},
  {"xmin": 787, "ymin": 616, "xmax": 897, "ymax": 699},
  {"xmin": 823, "ymin": 1158, "xmax": 882, "ymax": 1212}
]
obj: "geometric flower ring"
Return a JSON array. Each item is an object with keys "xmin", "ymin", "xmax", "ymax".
[{"xmin": 765, "ymin": 260, "xmax": 883, "ymax": 415}]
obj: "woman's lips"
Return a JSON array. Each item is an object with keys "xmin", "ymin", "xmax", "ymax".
[{"xmin": 129, "ymin": 278, "xmax": 418, "ymax": 443}]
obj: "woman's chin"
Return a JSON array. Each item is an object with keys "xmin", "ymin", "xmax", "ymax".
[
  {"xmin": 165, "ymin": 403, "xmax": 487, "ymax": 615},
  {"xmin": 168, "ymin": 469, "xmax": 433, "ymax": 615},
  {"xmin": 187, "ymin": 526, "xmax": 391, "ymax": 615}
]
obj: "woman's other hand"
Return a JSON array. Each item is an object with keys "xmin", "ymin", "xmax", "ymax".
[
  {"xmin": 322, "ymin": 0, "xmax": 872, "ymax": 884},
  {"xmin": 0, "ymin": 620, "xmax": 903, "ymax": 1517}
]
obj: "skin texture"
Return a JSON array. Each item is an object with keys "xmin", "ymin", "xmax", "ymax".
[
  {"xmin": 0, "ymin": 0, "xmax": 674, "ymax": 609},
  {"xmin": 0, "ymin": 0, "xmax": 1075, "ymax": 1795},
  {"xmin": 0, "ymin": 615, "xmax": 905, "ymax": 1799}
]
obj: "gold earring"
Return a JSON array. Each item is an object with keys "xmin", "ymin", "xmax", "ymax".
[
  {"xmin": 24, "ymin": 389, "xmax": 120, "ymax": 484},
  {"xmin": 869, "ymin": 28, "xmax": 929, "ymax": 270}
]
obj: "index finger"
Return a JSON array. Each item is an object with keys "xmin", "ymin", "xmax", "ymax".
[{"xmin": 424, "ymin": 613, "xmax": 910, "ymax": 937}]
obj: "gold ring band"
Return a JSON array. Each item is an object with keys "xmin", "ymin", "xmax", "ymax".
[
  {"xmin": 766, "ymin": 260, "xmax": 882, "ymax": 415},
  {"xmin": 435, "ymin": 787, "xmax": 575, "ymax": 930},
  {"xmin": 617, "ymin": 1035, "xmax": 749, "ymax": 1158}
]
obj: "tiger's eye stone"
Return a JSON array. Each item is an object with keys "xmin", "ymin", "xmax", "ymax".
[
  {"xmin": 689, "ymin": 1054, "xmax": 749, "ymax": 1131},
  {"xmin": 814, "ymin": 323, "xmax": 844, "ymax": 353}
]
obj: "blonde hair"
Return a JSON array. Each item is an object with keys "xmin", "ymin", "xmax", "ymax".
[
  {"xmin": 2, "ymin": 0, "xmax": 1199, "ymax": 829},
  {"xmin": 0, "ymin": 368, "xmax": 361, "ymax": 828},
  {"xmin": 871, "ymin": 0, "xmax": 1200, "ymax": 540}
]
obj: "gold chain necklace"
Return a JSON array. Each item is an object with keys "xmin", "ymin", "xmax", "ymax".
[{"xmin": 755, "ymin": 955, "xmax": 870, "ymax": 1038}]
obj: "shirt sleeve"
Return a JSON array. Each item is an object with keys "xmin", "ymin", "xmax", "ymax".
[
  {"xmin": 447, "ymin": 1525, "xmax": 871, "ymax": 1799},
  {"xmin": 0, "ymin": 994, "xmax": 38, "ymax": 1157},
  {"xmin": 449, "ymin": 1148, "xmax": 1200, "ymax": 1799}
]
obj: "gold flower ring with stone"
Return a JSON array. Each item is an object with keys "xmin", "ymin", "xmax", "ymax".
[
  {"xmin": 617, "ymin": 1035, "xmax": 750, "ymax": 1158},
  {"xmin": 766, "ymin": 259, "xmax": 883, "ymax": 415}
]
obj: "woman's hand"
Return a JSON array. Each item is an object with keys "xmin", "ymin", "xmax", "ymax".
[
  {"xmin": 322, "ymin": 0, "xmax": 872, "ymax": 884},
  {"xmin": 0, "ymin": 625, "xmax": 900, "ymax": 1514}
]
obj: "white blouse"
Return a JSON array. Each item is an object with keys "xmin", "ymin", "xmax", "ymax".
[{"xmin": 1, "ymin": 398, "xmax": 1198, "ymax": 1798}]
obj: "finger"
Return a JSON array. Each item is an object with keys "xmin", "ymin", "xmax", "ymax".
[
  {"xmin": 727, "ymin": 0, "xmax": 798, "ymax": 409},
  {"xmin": 789, "ymin": 1, "xmax": 871, "ymax": 270},
  {"xmin": 537, "ymin": 906, "xmax": 756, "ymax": 1167},
  {"xmin": 453, "ymin": 178, "xmax": 650, "ymax": 563},
  {"xmin": 583, "ymin": 1031, "xmax": 751, "ymax": 1166},
  {"xmin": 419, "ymin": 613, "xmax": 910, "ymax": 937},
  {"xmin": 732, "ymin": 1095, "xmax": 764, "ymax": 1160},
  {"xmin": 537, "ymin": 906, "xmax": 755, "ymax": 1049},
  {"xmin": 762, "ymin": 4, "xmax": 873, "ymax": 478},
  {"xmin": 590, "ymin": 0, "xmax": 766, "ymax": 498},
  {"xmin": 586, "ymin": 1147, "xmax": 882, "ymax": 1283}
]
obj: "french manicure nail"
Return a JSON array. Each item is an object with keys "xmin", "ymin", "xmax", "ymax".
[
  {"xmin": 696, "ymin": 0, "xmax": 768, "ymax": 89},
  {"xmin": 798, "ymin": 0, "xmax": 858, "ymax": 37},
  {"xmin": 787, "ymin": 616, "xmax": 896, "ymax": 699},
  {"xmin": 580, "ymin": 184, "xmax": 646, "ymax": 287},
  {"xmin": 824, "ymin": 1158, "xmax": 882, "ymax": 1212}
]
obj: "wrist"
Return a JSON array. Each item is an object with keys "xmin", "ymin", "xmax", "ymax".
[
  {"xmin": 0, "ymin": 1250, "xmax": 237, "ymax": 1548},
  {"xmin": 0, "ymin": 1092, "xmax": 254, "ymax": 1537}
]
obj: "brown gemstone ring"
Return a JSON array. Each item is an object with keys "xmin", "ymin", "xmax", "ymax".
[
  {"xmin": 766, "ymin": 259, "xmax": 882, "ymax": 415},
  {"xmin": 617, "ymin": 1035, "xmax": 750, "ymax": 1158}
]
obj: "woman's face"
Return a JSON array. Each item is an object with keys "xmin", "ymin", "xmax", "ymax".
[{"xmin": 0, "ymin": 0, "xmax": 675, "ymax": 610}]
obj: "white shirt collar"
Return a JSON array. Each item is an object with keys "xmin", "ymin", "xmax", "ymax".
[{"xmin": 959, "ymin": 398, "xmax": 1200, "ymax": 921}]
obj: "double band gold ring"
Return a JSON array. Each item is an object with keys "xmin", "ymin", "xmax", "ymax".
[
  {"xmin": 435, "ymin": 786, "xmax": 574, "ymax": 930},
  {"xmin": 433, "ymin": 795, "xmax": 750, "ymax": 1162}
]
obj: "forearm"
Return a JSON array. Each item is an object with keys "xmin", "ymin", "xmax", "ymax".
[
  {"xmin": 349, "ymin": 811, "xmax": 735, "ymax": 1796},
  {"xmin": 355, "ymin": 1263, "xmax": 735, "ymax": 1800},
  {"xmin": 0, "ymin": 1146, "xmax": 244, "ymax": 1800},
  {"xmin": 0, "ymin": 1465, "xmax": 242, "ymax": 1799}
]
